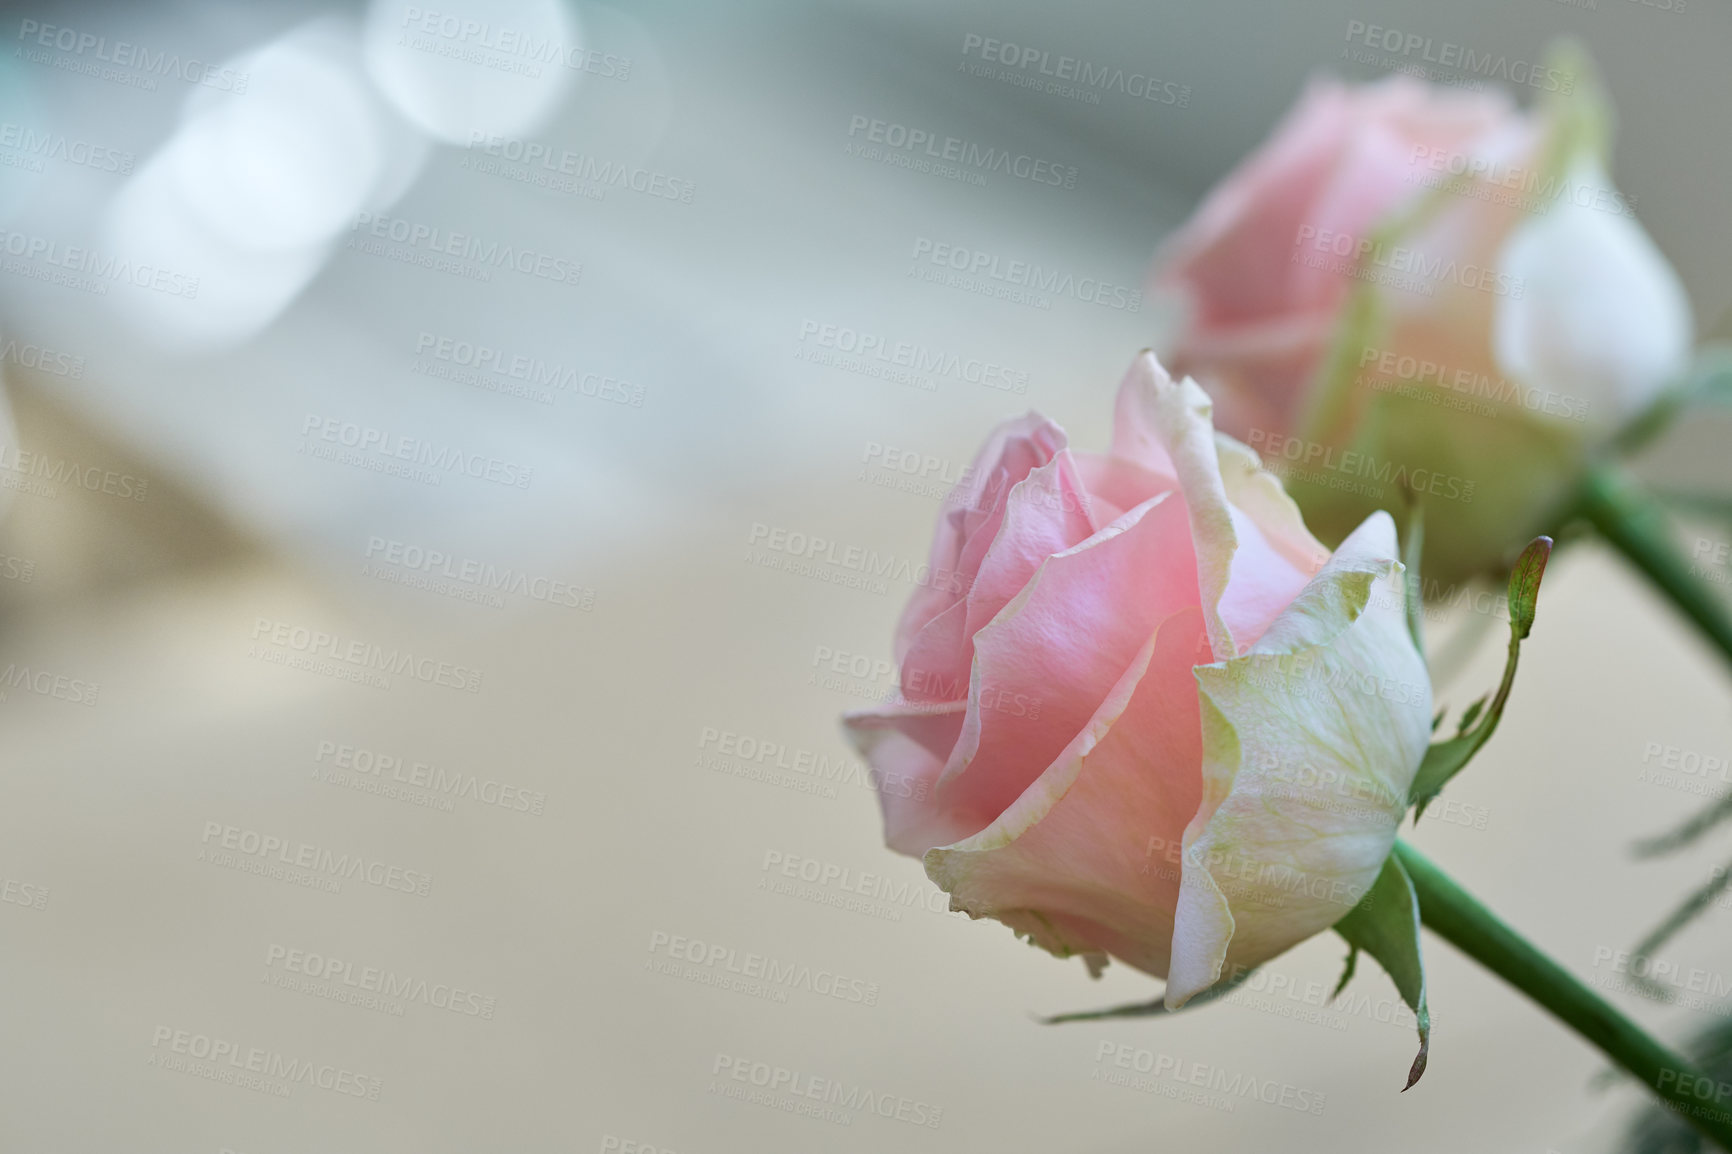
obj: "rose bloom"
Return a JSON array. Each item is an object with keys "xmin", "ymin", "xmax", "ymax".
[
  {"xmin": 844, "ymin": 353, "xmax": 1431, "ymax": 1006},
  {"xmin": 1153, "ymin": 74, "xmax": 1692, "ymax": 586}
]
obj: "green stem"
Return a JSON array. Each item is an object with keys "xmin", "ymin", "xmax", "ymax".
[
  {"xmin": 1394, "ymin": 841, "xmax": 1732, "ymax": 1151},
  {"xmin": 1576, "ymin": 465, "xmax": 1732, "ymax": 679}
]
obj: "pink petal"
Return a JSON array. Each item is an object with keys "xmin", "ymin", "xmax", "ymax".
[
  {"xmin": 893, "ymin": 414, "xmax": 1067, "ymax": 664},
  {"xmin": 1155, "ymin": 78, "xmax": 1358, "ymax": 327},
  {"xmin": 937, "ymin": 489, "xmax": 1202, "ymax": 835},
  {"xmin": 842, "ymin": 700, "xmax": 969, "ymax": 857},
  {"xmin": 901, "ymin": 451, "xmax": 1100, "ymax": 703},
  {"xmin": 926, "ymin": 608, "xmax": 1210, "ymax": 978},
  {"xmin": 962, "ymin": 450, "xmax": 1100, "ymax": 643}
]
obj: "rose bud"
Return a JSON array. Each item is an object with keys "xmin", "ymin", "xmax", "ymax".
[
  {"xmin": 1151, "ymin": 71, "xmax": 1691, "ymax": 587},
  {"xmin": 844, "ymin": 353, "xmax": 1432, "ymax": 1006}
]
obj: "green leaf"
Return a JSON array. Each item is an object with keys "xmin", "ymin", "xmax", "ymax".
[
  {"xmin": 1454, "ymin": 696, "xmax": 1487, "ymax": 737},
  {"xmin": 1633, "ymin": 791, "xmax": 1732, "ymax": 859},
  {"xmin": 1532, "ymin": 39, "xmax": 1611, "ymax": 184},
  {"xmin": 1612, "ymin": 348, "xmax": 1732, "ymax": 456},
  {"xmin": 1040, "ymin": 965, "xmax": 1259, "ymax": 1025},
  {"xmin": 1402, "ymin": 499, "xmax": 1425, "ymax": 657},
  {"xmin": 1408, "ymin": 537, "xmax": 1553, "ymax": 815},
  {"xmin": 1508, "ymin": 536, "xmax": 1552, "ymax": 641},
  {"xmin": 1331, "ymin": 944, "xmax": 1361, "ymax": 1002},
  {"xmin": 1654, "ymin": 488, "xmax": 1732, "ymax": 522},
  {"xmin": 1624, "ymin": 859, "xmax": 1732, "ymax": 1001},
  {"xmin": 1334, "ymin": 854, "xmax": 1431, "ymax": 1089},
  {"xmin": 1682, "ymin": 359, "xmax": 1732, "ymax": 407}
]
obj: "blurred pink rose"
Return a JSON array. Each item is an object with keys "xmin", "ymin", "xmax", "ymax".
[
  {"xmin": 1154, "ymin": 74, "xmax": 1690, "ymax": 584},
  {"xmin": 844, "ymin": 353, "xmax": 1431, "ymax": 1006}
]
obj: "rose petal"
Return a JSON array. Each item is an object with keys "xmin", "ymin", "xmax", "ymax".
[
  {"xmin": 842, "ymin": 700, "xmax": 969, "ymax": 857},
  {"xmin": 962, "ymin": 450, "xmax": 1100, "ymax": 641},
  {"xmin": 926, "ymin": 607, "xmax": 1209, "ymax": 977},
  {"xmin": 902, "ymin": 451, "xmax": 1099, "ymax": 703},
  {"xmin": 937, "ymin": 489, "xmax": 1201, "ymax": 836},
  {"xmin": 1155, "ymin": 79, "xmax": 1358, "ymax": 327},
  {"xmin": 1494, "ymin": 157, "xmax": 1692, "ymax": 426},
  {"xmin": 1071, "ymin": 452, "xmax": 1174, "ymax": 522},
  {"xmin": 893, "ymin": 414, "xmax": 1067, "ymax": 663},
  {"xmin": 1166, "ymin": 511, "xmax": 1431, "ymax": 1007},
  {"xmin": 1114, "ymin": 352, "xmax": 1241, "ymax": 659}
]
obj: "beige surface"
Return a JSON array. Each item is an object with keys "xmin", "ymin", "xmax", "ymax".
[{"xmin": 4, "ymin": 385, "xmax": 1732, "ymax": 1152}]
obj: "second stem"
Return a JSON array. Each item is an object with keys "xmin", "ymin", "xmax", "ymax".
[{"xmin": 1394, "ymin": 841, "xmax": 1732, "ymax": 1151}]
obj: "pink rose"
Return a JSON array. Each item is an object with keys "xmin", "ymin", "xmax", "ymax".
[
  {"xmin": 1154, "ymin": 74, "xmax": 1690, "ymax": 585},
  {"xmin": 844, "ymin": 353, "xmax": 1432, "ymax": 1006}
]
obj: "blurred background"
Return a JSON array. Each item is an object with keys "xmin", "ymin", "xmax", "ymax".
[{"xmin": 2, "ymin": 0, "xmax": 1731, "ymax": 1150}]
